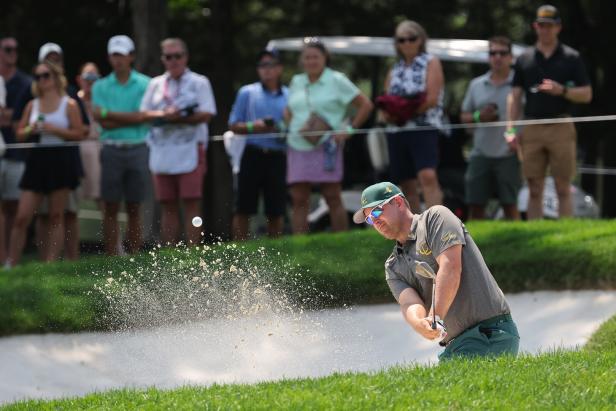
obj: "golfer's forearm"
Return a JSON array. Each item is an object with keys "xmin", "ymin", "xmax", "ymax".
[
  {"xmin": 434, "ymin": 269, "xmax": 460, "ymax": 319},
  {"xmin": 402, "ymin": 303, "xmax": 428, "ymax": 328}
]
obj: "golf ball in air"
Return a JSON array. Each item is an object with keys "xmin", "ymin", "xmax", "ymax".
[{"xmin": 192, "ymin": 216, "xmax": 203, "ymax": 227}]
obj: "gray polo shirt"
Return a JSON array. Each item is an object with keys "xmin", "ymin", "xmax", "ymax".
[
  {"xmin": 385, "ymin": 205, "xmax": 510, "ymax": 342},
  {"xmin": 461, "ymin": 71, "xmax": 514, "ymax": 158}
]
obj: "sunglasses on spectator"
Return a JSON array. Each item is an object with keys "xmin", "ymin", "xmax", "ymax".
[
  {"xmin": 34, "ymin": 72, "xmax": 52, "ymax": 81},
  {"xmin": 81, "ymin": 72, "xmax": 100, "ymax": 82},
  {"xmin": 396, "ymin": 35, "xmax": 419, "ymax": 44},
  {"xmin": 2, "ymin": 46, "xmax": 17, "ymax": 53},
  {"xmin": 162, "ymin": 52, "xmax": 185, "ymax": 61},
  {"xmin": 365, "ymin": 195, "xmax": 401, "ymax": 225},
  {"xmin": 489, "ymin": 50, "xmax": 510, "ymax": 57}
]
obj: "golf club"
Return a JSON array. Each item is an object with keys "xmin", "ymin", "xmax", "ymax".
[{"xmin": 415, "ymin": 261, "xmax": 447, "ymax": 340}]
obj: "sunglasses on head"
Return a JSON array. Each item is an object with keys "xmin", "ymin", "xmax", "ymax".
[
  {"xmin": 489, "ymin": 50, "xmax": 510, "ymax": 57},
  {"xmin": 34, "ymin": 72, "xmax": 52, "ymax": 81},
  {"xmin": 365, "ymin": 195, "xmax": 400, "ymax": 225},
  {"xmin": 2, "ymin": 46, "xmax": 17, "ymax": 53},
  {"xmin": 162, "ymin": 52, "xmax": 185, "ymax": 61},
  {"xmin": 396, "ymin": 35, "xmax": 419, "ymax": 44}
]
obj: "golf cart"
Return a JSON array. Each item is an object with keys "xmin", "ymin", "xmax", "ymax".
[{"xmin": 267, "ymin": 36, "xmax": 599, "ymax": 226}]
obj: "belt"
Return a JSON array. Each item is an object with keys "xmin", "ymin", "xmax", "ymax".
[
  {"xmin": 103, "ymin": 141, "xmax": 146, "ymax": 149},
  {"xmin": 439, "ymin": 313, "xmax": 513, "ymax": 347}
]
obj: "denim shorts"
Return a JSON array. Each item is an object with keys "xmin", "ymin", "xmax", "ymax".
[
  {"xmin": 386, "ymin": 129, "xmax": 439, "ymax": 181},
  {"xmin": 438, "ymin": 314, "xmax": 520, "ymax": 362}
]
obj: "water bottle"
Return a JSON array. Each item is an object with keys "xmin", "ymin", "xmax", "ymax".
[{"xmin": 323, "ymin": 137, "xmax": 337, "ymax": 172}]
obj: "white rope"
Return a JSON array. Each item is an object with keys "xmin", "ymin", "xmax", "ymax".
[{"xmin": 5, "ymin": 113, "xmax": 616, "ymax": 149}]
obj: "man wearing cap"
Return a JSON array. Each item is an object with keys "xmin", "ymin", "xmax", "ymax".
[
  {"xmin": 140, "ymin": 37, "xmax": 216, "ymax": 245},
  {"xmin": 353, "ymin": 182, "xmax": 519, "ymax": 360},
  {"xmin": 228, "ymin": 48, "xmax": 288, "ymax": 240},
  {"xmin": 92, "ymin": 35, "xmax": 151, "ymax": 255},
  {"xmin": 0, "ymin": 36, "xmax": 32, "ymax": 264},
  {"xmin": 506, "ymin": 4, "xmax": 592, "ymax": 220}
]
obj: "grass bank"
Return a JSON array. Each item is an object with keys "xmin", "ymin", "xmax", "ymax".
[{"xmin": 1, "ymin": 219, "xmax": 616, "ymax": 336}]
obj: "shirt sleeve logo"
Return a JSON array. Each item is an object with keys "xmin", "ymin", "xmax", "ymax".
[{"xmin": 441, "ymin": 231, "xmax": 458, "ymax": 243}]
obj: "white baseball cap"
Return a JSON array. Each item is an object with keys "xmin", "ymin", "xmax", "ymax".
[
  {"xmin": 107, "ymin": 35, "xmax": 135, "ymax": 55},
  {"xmin": 38, "ymin": 42, "xmax": 63, "ymax": 62}
]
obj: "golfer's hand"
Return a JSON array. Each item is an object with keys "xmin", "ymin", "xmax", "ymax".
[{"xmin": 414, "ymin": 317, "xmax": 443, "ymax": 340}]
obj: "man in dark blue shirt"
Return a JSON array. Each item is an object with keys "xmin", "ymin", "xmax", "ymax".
[
  {"xmin": 228, "ymin": 49, "xmax": 288, "ymax": 239},
  {"xmin": 0, "ymin": 36, "xmax": 32, "ymax": 264},
  {"xmin": 506, "ymin": 5, "xmax": 592, "ymax": 219}
]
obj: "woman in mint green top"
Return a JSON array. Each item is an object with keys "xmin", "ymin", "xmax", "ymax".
[{"xmin": 285, "ymin": 38, "xmax": 373, "ymax": 234}]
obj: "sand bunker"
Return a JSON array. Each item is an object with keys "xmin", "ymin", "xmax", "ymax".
[{"xmin": 1, "ymin": 290, "xmax": 615, "ymax": 404}]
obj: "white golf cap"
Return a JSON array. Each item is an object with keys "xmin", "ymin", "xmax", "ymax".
[
  {"xmin": 107, "ymin": 35, "xmax": 135, "ymax": 55},
  {"xmin": 38, "ymin": 42, "xmax": 63, "ymax": 62}
]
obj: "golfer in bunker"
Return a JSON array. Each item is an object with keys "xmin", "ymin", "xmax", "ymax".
[{"xmin": 353, "ymin": 182, "xmax": 519, "ymax": 360}]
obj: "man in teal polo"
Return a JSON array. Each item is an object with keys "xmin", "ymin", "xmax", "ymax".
[
  {"xmin": 353, "ymin": 182, "xmax": 519, "ymax": 361},
  {"xmin": 92, "ymin": 35, "xmax": 151, "ymax": 255}
]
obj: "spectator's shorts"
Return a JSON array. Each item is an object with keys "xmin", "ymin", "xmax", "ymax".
[
  {"xmin": 519, "ymin": 121, "xmax": 576, "ymax": 180},
  {"xmin": 438, "ymin": 314, "xmax": 519, "ymax": 362},
  {"xmin": 0, "ymin": 159, "xmax": 25, "ymax": 201},
  {"xmin": 237, "ymin": 145, "xmax": 287, "ymax": 217},
  {"xmin": 386, "ymin": 129, "xmax": 439, "ymax": 182},
  {"xmin": 101, "ymin": 144, "xmax": 149, "ymax": 203},
  {"xmin": 152, "ymin": 146, "xmax": 206, "ymax": 202},
  {"xmin": 465, "ymin": 154, "xmax": 521, "ymax": 205}
]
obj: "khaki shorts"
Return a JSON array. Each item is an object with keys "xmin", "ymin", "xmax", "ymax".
[{"xmin": 519, "ymin": 122, "xmax": 576, "ymax": 180}]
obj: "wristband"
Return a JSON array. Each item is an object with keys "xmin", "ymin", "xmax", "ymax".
[
  {"xmin": 246, "ymin": 121, "xmax": 254, "ymax": 133},
  {"xmin": 24, "ymin": 125, "xmax": 32, "ymax": 135},
  {"xmin": 346, "ymin": 125, "xmax": 355, "ymax": 135},
  {"xmin": 505, "ymin": 127, "xmax": 517, "ymax": 137},
  {"xmin": 100, "ymin": 107, "xmax": 108, "ymax": 119},
  {"xmin": 472, "ymin": 110, "xmax": 481, "ymax": 123}
]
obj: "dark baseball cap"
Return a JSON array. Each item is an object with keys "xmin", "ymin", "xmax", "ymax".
[
  {"xmin": 535, "ymin": 5, "xmax": 561, "ymax": 23},
  {"xmin": 256, "ymin": 48, "xmax": 281, "ymax": 63}
]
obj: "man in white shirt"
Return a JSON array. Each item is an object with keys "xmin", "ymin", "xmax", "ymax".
[{"xmin": 141, "ymin": 38, "xmax": 216, "ymax": 245}]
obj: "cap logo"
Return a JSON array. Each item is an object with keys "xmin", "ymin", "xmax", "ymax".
[
  {"xmin": 361, "ymin": 196, "xmax": 368, "ymax": 206},
  {"xmin": 538, "ymin": 10, "xmax": 555, "ymax": 18},
  {"xmin": 384, "ymin": 186, "xmax": 393, "ymax": 194}
]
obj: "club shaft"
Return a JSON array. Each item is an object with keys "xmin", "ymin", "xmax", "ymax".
[{"xmin": 431, "ymin": 279, "xmax": 437, "ymax": 329}]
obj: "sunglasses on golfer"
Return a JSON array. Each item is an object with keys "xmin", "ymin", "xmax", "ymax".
[{"xmin": 365, "ymin": 195, "xmax": 400, "ymax": 225}]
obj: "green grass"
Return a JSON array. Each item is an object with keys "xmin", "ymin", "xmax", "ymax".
[
  {"xmin": 5, "ymin": 349, "xmax": 616, "ymax": 410},
  {"xmin": 1, "ymin": 219, "xmax": 616, "ymax": 336}
]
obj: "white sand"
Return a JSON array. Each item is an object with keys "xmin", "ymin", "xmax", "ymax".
[{"xmin": 1, "ymin": 290, "xmax": 615, "ymax": 404}]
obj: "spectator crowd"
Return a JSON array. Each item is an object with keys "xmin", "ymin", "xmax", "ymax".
[{"xmin": 0, "ymin": 4, "xmax": 592, "ymax": 267}]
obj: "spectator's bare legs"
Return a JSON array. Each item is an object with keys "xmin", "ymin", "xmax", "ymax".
[
  {"xmin": 322, "ymin": 182, "xmax": 348, "ymax": 232},
  {"xmin": 103, "ymin": 201, "xmax": 120, "ymax": 256},
  {"xmin": 64, "ymin": 211, "xmax": 79, "ymax": 260},
  {"xmin": 0, "ymin": 211, "xmax": 5, "ymax": 263},
  {"xmin": 125, "ymin": 202, "xmax": 142, "ymax": 253},
  {"xmin": 35, "ymin": 216, "xmax": 49, "ymax": 259},
  {"xmin": 8, "ymin": 191, "xmax": 43, "ymax": 266},
  {"xmin": 553, "ymin": 176, "xmax": 573, "ymax": 218},
  {"xmin": 503, "ymin": 204, "xmax": 520, "ymax": 220},
  {"xmin": 232, "ymin": 214, "xmax": 250, "ymax": 240},
  {"xmin": 183, "ymin": 199, "xmax": 201, "ymax": 244},
  {"xmin": 266, "ymin": 216, "xmax": 284, "ymax": 238},
  {"xmin": 46, "ymin": 189, "xmax": 69, "ymax": 262},
  {"xmin": 526, "ymin": 177, "xmax": 544, "ymax": 220},
  {"xmin": 418, "ymin": 168, "xmax": 443, "ymax": 208},
  {"xmin": 399, "ymin": 178, "xmax": 421, "ymax": 213},
  {"xmin": 2, "ymin": 200, "xmax": 18, "ymax": 250},
  {"xmin": 290, "ymin": 183, "xmax": 311, "ymax": 234},
  {"xmin": 160, "ymin": 200, "xmax": 180, "ymax": 245}
]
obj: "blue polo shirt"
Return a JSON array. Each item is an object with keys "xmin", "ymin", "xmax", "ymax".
[
  {"xmin": 228, "ymin": 82, "xmax": 288, "ymax": 150},
  {"xmin": 92, "ymin": 69, "xmax": 151, "ymax": 142}
]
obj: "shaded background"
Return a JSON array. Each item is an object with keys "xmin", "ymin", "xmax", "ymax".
[{"xmin": 1, "ymin": 0, "xmax": 614, "ymax": 239}]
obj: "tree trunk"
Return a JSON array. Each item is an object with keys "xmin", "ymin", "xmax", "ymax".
[{"xmin": 131, "ymin": 0, "xmax": 167, "ymax": 77}]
